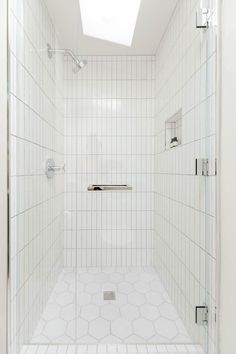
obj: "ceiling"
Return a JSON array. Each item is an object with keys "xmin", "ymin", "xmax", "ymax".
[{"xmin": 45, "ymin": 0, "xmax": 177, "ymax": 55}]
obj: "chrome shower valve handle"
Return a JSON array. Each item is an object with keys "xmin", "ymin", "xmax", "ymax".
[{"xmin": 46, "ymin": 158, "xmax": 65, "ymax": 178}]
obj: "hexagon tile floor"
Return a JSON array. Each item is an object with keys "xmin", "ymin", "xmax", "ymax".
[{"xmin": 32, "ymin": 267, "xmax": 192, "ymax": 344}]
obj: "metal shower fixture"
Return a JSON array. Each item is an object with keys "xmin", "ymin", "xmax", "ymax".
[{"xmin": 47, "ymin": 43, "xmax": 87, "ymax": 73}]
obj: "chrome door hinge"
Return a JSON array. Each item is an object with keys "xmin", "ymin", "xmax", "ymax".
[
  {"xmin": 196, "ymin": 8, "xmax": 209, "ymax": 28},
  {"xmin": 195, "ymin": 158, "xmax": 217, "ymax": 176},
  {"xmin": 195, "ymin": 306, "xmax": 208, "ymax": 326},
  {"xmin": 195, "ymin": 158, "xmax": 209, "ymax": 176}
]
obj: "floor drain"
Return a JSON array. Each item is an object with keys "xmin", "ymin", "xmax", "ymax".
[{"xmin": 103, "ymin": 291, "xmax": 116, "ymax": 300}]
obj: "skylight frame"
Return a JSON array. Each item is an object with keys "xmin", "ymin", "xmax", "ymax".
[{"xmin": 79, "ymin": 0, "xmax": 141, "ymax": 47}]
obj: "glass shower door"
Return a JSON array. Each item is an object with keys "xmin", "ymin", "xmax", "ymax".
[{"xmin": 195, "ymin": 1, "xmax": 218, "ymax": 353}]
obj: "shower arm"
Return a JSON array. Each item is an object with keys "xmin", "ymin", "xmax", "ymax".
[{"xmin": 47, "ymin": 43, "xmax": 86, "ymax": 72}]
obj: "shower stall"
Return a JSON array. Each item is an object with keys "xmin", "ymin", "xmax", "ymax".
[{"xmin": 7, "ymin": 0, "xmax": 218, "ymax": 353}]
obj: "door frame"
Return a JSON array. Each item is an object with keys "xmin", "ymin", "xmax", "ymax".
[
  {"xmin": 216, "ymin": 0, "xmax": 222, "ymax": 353},
  {"xmin": 218, "ymin": 0, "xmax": 236, "ymax": 353},
  {"xmin": 0, "ymin": 0, "xmax": 225, "ymax": 353},
  {"xmin": 0, "ymin": 0, "xmax": 9, "ymax": 352}
]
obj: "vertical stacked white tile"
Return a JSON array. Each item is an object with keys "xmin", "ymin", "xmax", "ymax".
[
  {"xmin": 154, "ymin": 0, "xmax": 217, "ymax": 353},
  {"xmin": 8, "ymin": 0, "xmax": 64, "ymax": 353},
  {"xmin": 64, "ymin": 56, "xmax": 155, "ymax": 267}
]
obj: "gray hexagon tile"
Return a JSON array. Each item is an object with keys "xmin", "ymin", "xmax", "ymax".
[
  {"xmin": 140, "ymin": 304, "xmax": 160, "ymax": 321},
  {"xmin": 85, "ymin": 283, "xmax": 101, "ymax": 294},
  {"xmin": 79, "ymin": 273, "xmax": 95, "ymax": 284},
  {"xmin": 77, "ymin": 318, "xmax": 89, "ymax": 338},
  {"xmin": 128, "ymin": 292, "xmax": 146, "ymax": 306},
  {"xmin": 54, "ymin": 281, "xmax": 68, "ymax": 294},
  {"xmin": 146, "ymin": 292, "xmax": 164, "ymax": 306},
  {"xmin": 81, "ymin": 304, "xmax": 100, "ymax": 321},
  {"xmin": 154, "ymin": 318, "xmax": 178, "ymax": 340},
  {"xmin": 89, "ymin": 318, "xmax": 110, "ymax": 339},
  {"xmin": 115, "ymin": 293, "xmax": 127, "ymax": 306},
  {"xmin": 118, "ymin": 282, "xmax": 134, "ymax": 294},
  {"xmin": 111, "ymin": 318, "xmax": 132, "ymax": 339},
  {"xmin": 66, "ymin": 319, "xmax": 76, "ymax": 338},
  {"xmin": 134, "ymin": 280, "xmax": 150, "ymax": 293},
  {"xmin": 109, "ymin": 272, "xmax": 124, "ymax": 283},
  {"xmin": 159, "ymin": 303, "xmax": 179, "ymax": 320},
  {"xmin": 101, "ymin": 335, "xmax": 122, "ymax": 343},
  {"xmin": 125, "ymin": 272, "xmax": 139, "ymax": 283},
  {"xmin": 101, "ymin": 304, "xmax": 120, "ymax": 320},
  {"xmin": 133, "ymin": 319, "xmax": 155, "ymax": 339},
  {"xmin": 31, "ymin": 267, "xmax": 192, "ymax": 344},
  {"xmin": 44, "ymin": 319, "xmax": 67, "ymax": 340},
  {"xmin": 120, "ymin": 304, "xmax": 139, "ymax": 321},
  {"xmin": 42, "ymin": 304, "xmax": 61, "ymax": 321},
  {"xmin": 77, "ymin": 293, "xmax": 91, "ymax": 306},
  {"xmin": 61, "ymin": 304, "xmax": 76, "ymax": 321}
]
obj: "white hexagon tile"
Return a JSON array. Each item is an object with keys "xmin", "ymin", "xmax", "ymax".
[{"xmin": 31, "ymin": 267, "xmax": 191, "ymax": 344}]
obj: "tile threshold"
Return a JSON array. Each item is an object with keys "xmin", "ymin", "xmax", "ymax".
[{"xmin": 20, "ymin": 344, "xmax": 205, "ymax": 354}]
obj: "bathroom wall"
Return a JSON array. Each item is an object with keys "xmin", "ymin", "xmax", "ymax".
[
  {"xmin": 64, "ymin": 55, "xmax": 155, "ymax": 267},
  {"xmin": 9, "ymin": 0, "xmax": 64, "ymax": 352},
  {"xmin": 154, "ymin": 0, "xmax": 217, "ymax": 353}
]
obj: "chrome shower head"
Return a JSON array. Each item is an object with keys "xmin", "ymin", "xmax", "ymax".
[
  {"xmin": 47, "ymin": 44, "xmax": 87, "ymax": 74},
  {"xmin": 73, "ymin": 60, "xmax": 87, "ymax": 73},
  {"xmin": 79, "ymin": 60, "xmax": 87, "ymax": 68}
]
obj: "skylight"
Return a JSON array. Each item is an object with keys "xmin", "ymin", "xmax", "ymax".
[{"xmin": 79, "ymin": 0, "xmax": 141, "ymax": 47}]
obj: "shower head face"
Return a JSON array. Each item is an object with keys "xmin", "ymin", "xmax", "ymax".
[
  {"xmin": 73, "ymin": 60, "xmax": 87, "ymax": 73},
  {"xmin": 79, "ymin": 60, "xmax": 87, "ymax": 68}
]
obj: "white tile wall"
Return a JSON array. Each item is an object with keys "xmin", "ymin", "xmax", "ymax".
[
  {"xmin": 8, "ymin": 0, "xmax": 64, "ymax": 353},
  {"xmin": 64, "ymin": 56, "xmax": 155, "ymax": 267},
  {"xmin": 153, "ymin": 1, "xmax": 217, "ymax": 353}
]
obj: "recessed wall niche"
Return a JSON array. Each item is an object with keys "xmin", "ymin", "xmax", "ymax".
[{"xmin": 165, "ymin": 109, "xmax": 182, "ymax": 150}]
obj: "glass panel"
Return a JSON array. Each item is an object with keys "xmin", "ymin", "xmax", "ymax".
[
  {"xmin": 204, "ymin": 1, "xmax": 218, "ymax": 353},
  {"xmin": 8, "ymin": 0, "xmax": 73, "ymax": 351},
  {"xmin": 7, "ymin": 0, "xmax": 218, "ymax": 353}
]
